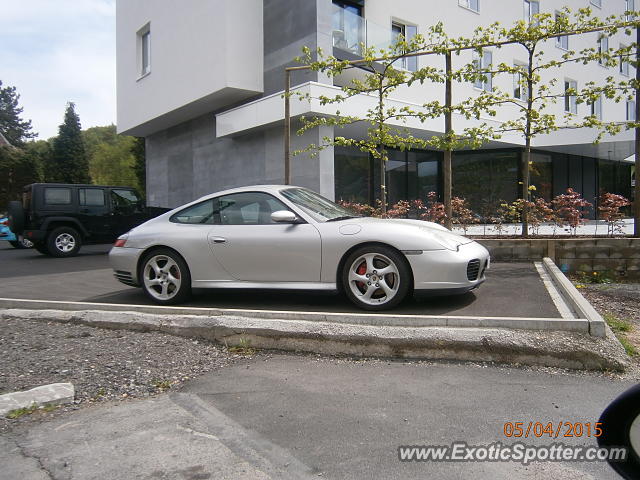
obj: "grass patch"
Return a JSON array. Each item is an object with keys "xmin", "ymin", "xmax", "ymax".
[
  {"xmin": 6, "ymin": 403, "xmax": 58, "ymax": 419},
  {"xmin": 152, "ymin": 379, "xmax": 173, "ymax": 391},
  {"xmin": 603, "ymin": 313, "xmax": 638, "ymax": 357},
  {"xmin": 226, "ymin": 337, "xmax": 256, "ymax": 356}
]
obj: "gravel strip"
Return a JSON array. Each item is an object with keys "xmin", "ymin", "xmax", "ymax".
[
  {"xmin": 578, "ymin": 283, "xmax": 640, "ymax": 359},
  {"xmin": 0, "ymin": 317, "xmax": 241, "ymax": 432}
]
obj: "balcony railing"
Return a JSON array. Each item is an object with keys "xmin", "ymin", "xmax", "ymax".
[{"xmin": 332, "ymin": 4, "xmax": 393, "ymax": 56}]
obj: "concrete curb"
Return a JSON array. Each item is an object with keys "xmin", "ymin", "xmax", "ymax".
[
  {"xmin": 0, "ymin": 308, "xmax": 629, "ymax": 372},
  {"xmin": 0, "ymin": 297, "xmax": 589, "ymax": 333},
  {"xmin": 0, "ymin": 383, "xmax": 74, "ymax": 417},
  {"xmin": 541, "ymin": 258, "xmax": 607, "ymax": 337}
]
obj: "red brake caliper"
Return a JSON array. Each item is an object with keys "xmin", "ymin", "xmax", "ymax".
[{"xmin": 356, "ymin": 262, "xmax": 366, "ymax": 291}]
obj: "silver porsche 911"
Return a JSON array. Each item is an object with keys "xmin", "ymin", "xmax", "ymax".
[{"xmin": 109, "ymin": 185, "xmax": 489, "ymax": 310}]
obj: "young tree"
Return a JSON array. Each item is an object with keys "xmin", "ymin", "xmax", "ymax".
[
  {"xmin": 0, "ymin": 80, "xmax": 36, "ymax": 146},
  {"xmin": 294, "ymin": 29, "xmax": 446, "ymax": 213},
  {"xmin": 46, "ymin": 103, "xmax": 90, "ymax": 183}
]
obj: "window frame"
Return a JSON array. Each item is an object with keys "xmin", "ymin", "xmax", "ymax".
[
  {"xmin": 458, "ymin": 0, "xmax": 480, "ymax": 13},
  {"xmin": 590, "ymin": 94, "xmax": 603, "ymax": 120},
  {"xmin": 523, "ymin": 0, "xmax": 540, "ymax": 22},
  {"xmin": 390, "ymin": 20, "xmax": 418, "ymax": 71},
  {"xmin": 627, "ymin": 100, "xmax": 636, "ymax": 121},
  {"xmin": 513, "ymin": 62, "xmax": 529, "ymax": 102},
  {"xmin": 137, "ymin": 23, "xmax": 151, "ymax": 79},
  {"xmin": 472, "ymin": 49, "xmax": 493, "ymax": 92},
  {"xmin": 597, "ymin": 35, "xmax": 609, "ymax": 66},
  {"xmin": 590, "ymin": 0, "xmax": 602, "ymax": 8},
  {"xmin": 564, "ymin": 79, "xmax": 578, "ymax": 114},
  {"xmin": 555, "ymin": 12, "xmax": 569, "ymax": 50},
  {"xmin": 620, "ymin": 43, "xmax": 630, "ymax": 76}
]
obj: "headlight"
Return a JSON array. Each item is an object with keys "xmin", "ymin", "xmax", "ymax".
[{"xmin": 429, "ymin": 230, "xmax": 465, "ymax": 251}]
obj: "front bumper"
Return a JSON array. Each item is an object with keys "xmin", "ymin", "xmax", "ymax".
[
  {"xmin": 407, "ymin": 241, "xmax": 490, "ymax": 292},
  {"xmin": 109, "ymin": 246, "xmax": 144, "ymax": 287}
]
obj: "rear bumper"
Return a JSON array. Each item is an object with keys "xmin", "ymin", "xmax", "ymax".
[
  {"xmin": 109, "ymin": 246, "xmax": 144, "ymax": 286},
  {"xmin": 23, "ymin": 230, "xmax": 47, "ymax": 242},
  {"xmin": 407, "ymin": 241, "xmax": 490, "ymax": 292}
]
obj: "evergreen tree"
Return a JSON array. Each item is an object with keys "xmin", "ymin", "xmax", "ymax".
[
  {"xmin": 0, "ymin": 80, "xmax": 36, "ymax": 146},
  {"xmin": 0, "ymin": 146, "xmax": 40, "ymax": 207},
  {"xmin": 46, "ymin": 103, "xmax": 90, "ymax": 183}
]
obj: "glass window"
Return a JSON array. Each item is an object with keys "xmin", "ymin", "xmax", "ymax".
[
  {"xmin": 627, "ymin": 100, "xmax": 636, "ymax": 121},
  {"xmin": 555, "ymin": 12, "xmax": 569, "ymax": 50},
  {"xmin": 597, "ymin": 36, "xmax": 609, "ymax": 65},
  {"xmin": 524, "ymin": 0, "xmax": 539, "ymax": 22},
  {"xmin": 620, "ymin": 44, "xmax": 630, "ymax": 75},
  {"xmin": 138, "ymin": 24, "xmax": 151, "ymax": 77},
  {"xmin": 408, "ymin": 151, "xmax": 440, "ymax": 200},
  {"xmin": 391, "ymin": 22, "xmax": 418, "ymax": 71},
  {"xmin": 332, "ymin": 1, "xmax": 364, "ymax": 54},
  {"xmin": 79, "ymin": 189, "xmax": 105, "ymax": 207},
  {"xmin": 334, "ymin": 147, "xmax": 371, "ymax": 203},
  {"xmin": 590, "ymin": 0, "xmax": 601, "ymax": 7},
  {"xmin": 472, "ymin": 50, "xmax": 493, "ymax": 91},
  {"xmin": 281, "ymin": 188, "xmax": 354, "ymax": 222},
  {"xmin": 459, "ymin": 0, "xmax": 479, "ymax": 12},
  {"xmin": 170, "ymin": 200, "xmax": 216, "ymax": 224},
  {"xmin": 44, "ymin": 188, "xmax": 71, "ymax": 205},
  {"xmin": 626, "ymin": 0, "xmax": 635, "ymax": 20},
  {"xmin": 513, "ymin": 63, "xmax": 529, "ymax": 101},
  {"xmin": 530, "ymin": 153, "xmax": 553, "ymax": 201},
  {"xmin": 111, "ymin": 189, "xmax": 143, "ymax": 213},
  {"xmin": 452, "ymin": 150, "xmax": 519, "ymax": 214},
  {"xmin": 590, "ymin": 95, "xmax": 602, "ymax": 120},
  {"xmin": 216, "ymin": 192, "xmax": 289, "ymax": 225},
  {"xmin": 564, "ymin": 79, "xmax": 577, "ymax": 114}
]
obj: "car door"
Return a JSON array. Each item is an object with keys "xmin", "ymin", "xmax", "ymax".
[
  {"xmin": 206, "ymin": 191, "xmax": 322, "ymax": 282},
  {"xmin": 77, "ymin": 188, "xmax": 110, "ymax": 240}
]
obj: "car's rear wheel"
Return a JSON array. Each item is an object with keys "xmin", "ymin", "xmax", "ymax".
[
  {"xmin": 46, "ymin": 227, "xmax": 82, "ymax": 257},
  {"xmin": 140, "ymin": 249, "xmax": 191, "ymax": 305},
  {"xmin": 9, "ymin": 236, "xmax": 33, "ymax": 249},
  {"xmin": 342, "ymin": 245, "xmax": 411, "ymax": 311}
]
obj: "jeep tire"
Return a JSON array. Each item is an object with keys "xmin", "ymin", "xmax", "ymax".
[
  {"xmin": 46, "ymin": 226, "xmax": 82, "ymax": 257},
  {"xmin": 7, "ymin": 201, "xmax": 25, "ymax": 235}
]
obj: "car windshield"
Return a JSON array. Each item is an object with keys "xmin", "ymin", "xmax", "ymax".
[{"xmin": 280, "ymin": 188, "xmax": 360, "ymax": 222}]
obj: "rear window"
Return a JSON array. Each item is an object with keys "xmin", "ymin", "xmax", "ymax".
[
  {"xmin": 79, "ymin": 189, "xmax": 105, "ymax": 206},
  {"xmin": 44, "ymin": 188, "xmax": 72, "ymax": 205}
]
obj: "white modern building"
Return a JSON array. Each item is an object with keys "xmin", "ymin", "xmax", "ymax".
[{"xmin": 116, "ymin": 0, "xmax": 635, "ymax": 213}]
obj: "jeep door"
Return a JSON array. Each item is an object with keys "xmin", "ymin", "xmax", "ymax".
[
  {"xmin": 109, "ymin": 189, "xmax": 147, "ymax": 236},
  {"xmin": 77, "ymin": 188, "xmax": 111, "ymax": 241}
]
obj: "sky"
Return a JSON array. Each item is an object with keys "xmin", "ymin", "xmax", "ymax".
[{"xmin": 0, "ymin": 0, "xmax": 116, "ymax": 140}]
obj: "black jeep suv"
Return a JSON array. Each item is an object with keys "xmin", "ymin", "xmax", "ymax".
[{"xmin": 7, "ymin": 183, "xmax": 166, "ymax": 257}]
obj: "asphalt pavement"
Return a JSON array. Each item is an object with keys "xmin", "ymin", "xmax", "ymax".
[
  {"xmin": 2, "ymin": 354, "xmax": 634, "ymax": 480},
  {"xmin": 0, "ymin": 243, "xmax": 561, "ymax": 317}
]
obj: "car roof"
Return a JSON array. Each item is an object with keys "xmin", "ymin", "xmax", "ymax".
[{"xmin": 196, "ymin": 185, "xmax": 300, "ymax": 201}]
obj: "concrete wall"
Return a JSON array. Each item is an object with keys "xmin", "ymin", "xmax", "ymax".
[
  {"xmin": 145, "ymin": 114, "xmax": 334, "ymax": 207},
  {"xmin": 479, "ymin": 238, "xmax": 640, "ymax": 277}
]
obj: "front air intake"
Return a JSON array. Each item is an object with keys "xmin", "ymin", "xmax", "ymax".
[{"xmin": 467, "ymin": 259, "xmax": 481, "ymax": 281}]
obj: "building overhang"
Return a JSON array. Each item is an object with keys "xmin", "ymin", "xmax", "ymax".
[{"xmin": 215, "ymin": 82, "xmax": 635, "ymax": 161}]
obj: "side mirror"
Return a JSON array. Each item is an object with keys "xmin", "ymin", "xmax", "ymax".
[
  {"xmin": 271, "ymin": 210, "xmax": 299, "ymax": 223},
  {"xmin": 598, "ymin": 383, "xmax": 640, "ymax": 479}
]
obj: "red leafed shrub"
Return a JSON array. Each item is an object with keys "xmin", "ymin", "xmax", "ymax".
[
  {"xmin": 598, "ymin": 192, "xmax": 631, "ymax": 236},
  {"xmin": 338, "ymin": 200, "xmax": 381, "ymax": 217},
  {"xmin": 386, "ymin": 200, "xmax": 412, "ymax": 218},
  {"xmin": 552, "ymin": 188, "xmax": 592, "ymax": 236},
  {"xmin": 419, "ymin": 192, "xmax": 447, "ymax": 225},
  {"xmin": 451, "ymin": 196, "xmax": 478, "ymax": 234}
]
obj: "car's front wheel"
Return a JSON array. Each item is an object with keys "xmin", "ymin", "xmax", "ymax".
[
  {"xmin": 342, "ymin": 245, "xmax": 411, "ymax": 311},
  {"xmin": 46, "ymin": 227, "xmax": 82, "ymax": 257},
  {"xmin": 140, "ymin": 249, "xmax": 191, "ymax": 305}
]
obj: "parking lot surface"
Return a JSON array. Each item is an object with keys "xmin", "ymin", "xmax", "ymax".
[{"xmin": 1, "ymin": 244, "xmax": 561, "ymax": 318}]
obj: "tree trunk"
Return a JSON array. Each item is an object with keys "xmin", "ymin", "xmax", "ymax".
[
  {"xmin": 444, "ymin": 51, "xmax": 453, "ymax": 229},
  {"xmin": 635, "ymin": 27, "xmax": 640, "ymax": 237}
]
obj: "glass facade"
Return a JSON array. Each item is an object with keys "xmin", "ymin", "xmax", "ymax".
[{"xmin": 333, "ymin": 146, "xmax": 633, "ymax": 218}]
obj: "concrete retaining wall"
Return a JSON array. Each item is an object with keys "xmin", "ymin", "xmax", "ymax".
[{"xmin": 478, "ymin": 238, "xmax": 640, "ymax": 277}]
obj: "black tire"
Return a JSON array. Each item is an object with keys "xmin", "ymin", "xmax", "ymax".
[
  {"xmin": 34, "ymin": 242, "xmax": 50, "ymax": 255},
  {"xmin": 139, "ymin": 248, "xmax": 191, "ymax": 305},
  {"xmin": 9, "ymin": 236, "xmax": 33, "ymax": 249},
  {"xmin": 341, "ymin": 245, "xmax": 411, "ymax": 311},
  {"xmin": 46, "ymin": 227, "xmax": 82, "ymax": 257},
  {"xmin": 7, "ymin": 201, "xmax": 25, "ymax": 235}
]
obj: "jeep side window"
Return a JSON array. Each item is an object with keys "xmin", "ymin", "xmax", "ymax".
[
  {"xmin": 44, "ymin": 188, "xmax": 71, "ymax": 205},
  {"xmin": 110, "ymin": 189, "xmax": 143, "ymax": 213},
  {"xmin": 79, "ymin": 189, "xmax": 106, "ymax": 206}
]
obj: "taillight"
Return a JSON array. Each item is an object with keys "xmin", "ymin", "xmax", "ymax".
[
  {"xmin": 0, "ymin": 219, "xmax": 8, "ymax": 226},
  {"xmin": 114, "ymin": 238, "xmax": 127, "ymax": 247}
]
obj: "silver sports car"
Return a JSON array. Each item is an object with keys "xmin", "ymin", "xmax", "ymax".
[{"xmin": 109, "ymin": 185, "xmax": 490, "ymax": 310}]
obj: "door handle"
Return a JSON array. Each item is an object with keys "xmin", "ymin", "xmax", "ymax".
[{"xmin": 210, "ymin": 237, "xmax": 227, "ymax": 244}]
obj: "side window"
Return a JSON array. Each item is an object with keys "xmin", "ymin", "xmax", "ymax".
[
  {"xmin": 111, "ymin": 189, "xmax": 143, "ymax": 213},
  {"xmin": 215, "ymin": 192, "xmax": 289, "ymax": 225},
  {"xmin": 170, "ymin": 200, "xmax": 217, "ymax": 224},
  {"xmin": 79, "ymin": 189, "xmax": 105, "ymax": 207},
  {"xmin": 44, "ymin": 188, "xmax": 71, "ymax": 205}
]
